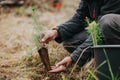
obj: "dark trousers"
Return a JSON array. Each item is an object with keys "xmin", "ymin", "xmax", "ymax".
[
  {"xmin": 99, "ymin": 14, "xmax": 120, "ymax": 44},
  {"xmin": 63, "ymin": 30, "xmax": 93, "ymax": 66},
  {"xmin": 63, "ymin": 30, "xmax": 90, "ymax": 53},
  {"xmin": 62, "ymin": 14, "xmax": 120, "ymax": 66}
]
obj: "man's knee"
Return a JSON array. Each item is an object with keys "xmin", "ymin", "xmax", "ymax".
[
  {"xmin": 99, "ymin": 14, "xmax": 116, "ymax": 33},
  {"xmin": 99, "ymin": 14, "xmax": 120, "ymax": 44},
  {"xmin": 63, "ymin": 30, "xmax": 89, "ymax": 53}
]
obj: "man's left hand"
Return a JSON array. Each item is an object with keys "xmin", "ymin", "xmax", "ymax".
[{"xmin": 49, "ymin": 56, "xmax": 72, "ymax": 73}]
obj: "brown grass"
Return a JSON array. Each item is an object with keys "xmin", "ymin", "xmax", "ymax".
[{"xmin": 0, "ymin": 0, "xmax": 95, "ymax": 80}]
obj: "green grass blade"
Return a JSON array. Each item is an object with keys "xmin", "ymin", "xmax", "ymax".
[
  {"xmin": 87, "ymin": 69, "xmax": 98, "ymax": 80},
  {"xmin": 96, "ymin": 60, "xmax": 107, "ymax": 70},
  {"xmin": 97, "ymin": 71, "xmax": 111, "ymax": 79},
  {"xmin": 103, "ymin": 49, "xmax": 114, "ymax": 80}
]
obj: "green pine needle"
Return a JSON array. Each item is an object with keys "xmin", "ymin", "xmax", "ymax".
[
  {"xmin": 31, "ymin": 6, "xmax": 46, "ymax": 50},
  {"xmin": 87, "ymin": 21, "xmax": 103, "ymax": 46}
]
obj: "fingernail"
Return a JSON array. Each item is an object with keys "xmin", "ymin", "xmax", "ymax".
[{"xmin": 41, "ymin": 39, "xmax": 44, "ymax": 42}]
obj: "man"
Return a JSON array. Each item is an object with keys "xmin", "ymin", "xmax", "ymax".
[{"xmin": 42, "ymin": 0, "xmax": 120, "ymax": 72}]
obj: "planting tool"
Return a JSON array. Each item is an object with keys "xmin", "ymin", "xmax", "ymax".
[
  {"xmin": 32, "ymin": 6, "xmax": 51, "ymax": 71},
  {"xmin": 38, "ymin": 47, "xmax": 51, "ymax": 71}
]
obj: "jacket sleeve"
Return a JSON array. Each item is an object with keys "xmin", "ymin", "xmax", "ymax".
[
  {"xmin": 71, "ymin": 36, "xmax": 93, "ymax": 66},
  {"xmin": 55, "ymin": 0, "xmax": 89, "ymax": 43}
]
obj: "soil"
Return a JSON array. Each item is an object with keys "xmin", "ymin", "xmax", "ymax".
[
  {"xmin": 0, "ymin": 0, "xmax": 94, "ymax": 80},
  {"xmin": 0, "ymin": 0, "xmax": 79, "ymax": 80}
]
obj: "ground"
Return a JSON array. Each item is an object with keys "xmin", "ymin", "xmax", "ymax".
[{"xmin": 0, "ymin": 0, "xmax": 94, "ymax": 80}]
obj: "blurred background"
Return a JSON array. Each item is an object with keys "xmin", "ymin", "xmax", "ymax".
[{"xmin": 0, "ymin": 0, "xmax": 94, "ymax": 80}]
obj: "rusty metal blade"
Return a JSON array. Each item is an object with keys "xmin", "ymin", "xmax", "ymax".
[{"xmin": 38, "ymin": 47, "xmax": 51, "ymax": 71}]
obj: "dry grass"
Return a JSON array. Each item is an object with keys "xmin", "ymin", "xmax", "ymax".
[{"xmin": 0, "ymin": 0, "xmax": 95, "ymax": 80}]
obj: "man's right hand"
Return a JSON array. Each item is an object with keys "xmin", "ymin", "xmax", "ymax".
[{"xmin": 41, "ymin": 30, "xmax": 58, "ymax": 45}]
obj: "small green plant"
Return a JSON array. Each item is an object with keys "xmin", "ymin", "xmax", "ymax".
[
  {"xmin": 32, "ymin": 6, "xmax": 45, "ymax": 51},
  {"xmin": 87, "ymin": 21, "xmax": 120, "ymax": 80},
  {"xmin": 32, "ymin": 6, "xmax": 51, "ymax": 71},
  {"xmin": 87, "ymin": 21, "xmax": 103, "ymax": 46},
  {"xmin": 21, "ymin": 6, "xmax": 46, "ymax": 67}
]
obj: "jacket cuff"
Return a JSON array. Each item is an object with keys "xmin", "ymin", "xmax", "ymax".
[
  {"xmin": 52, "ymin": 27, "xmax": 63, "ymax": 43},
  {"xmin": 71, "ymin": 51, "xmax": 86, "ymax": 67}
]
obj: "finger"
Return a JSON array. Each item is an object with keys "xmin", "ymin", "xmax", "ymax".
[
  {"xmin": 41, "ymin": 36, "xmax": 48, "ymax": 43},
  {"xmin": 51, "ymin": 66, "xmax": 57, "ymax": 69},
  {"xmin": 49, "ymin": 65, "xmax": 66, "ymax": 73},
  {"xmin": 42, "ymin": 32, "xmax": 50, "ymax": 41},
  {"xmin": 66, "ymin": 62, "xmax": 71, "ymax": 68},
  {"xmin": 42, "ymin": 35, "xmax": 52, "ymax": 44},
  {"xmin": 55, "ymin": 60, "xmax": 66, "ymax": 67}
]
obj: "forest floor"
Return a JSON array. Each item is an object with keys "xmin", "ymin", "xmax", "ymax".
[{"xmin": 0, "ymin": 0, "xmax": 94, "ymax": 80}]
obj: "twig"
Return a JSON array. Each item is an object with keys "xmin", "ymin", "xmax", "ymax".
[{"xmin": 69, "ymin": 46, "xmax": 90, "ymax": 76}]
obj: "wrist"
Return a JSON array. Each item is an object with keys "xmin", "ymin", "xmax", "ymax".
[
  {"xmin": 52, "ymin": 27, "xmax": 59, "ymax": 38},
  {"xmin": 65, "ymin": 56, "xmax": 73, "ymax": 64},
  {"xmin": 70, "ymin": 54, "xmax": 74, "ymax": 63},
  {"xmin": 52, "ymin": 27, "xmax": 58, "ymax": 31}
]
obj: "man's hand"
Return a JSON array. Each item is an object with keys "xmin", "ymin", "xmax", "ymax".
[
  {"xmin": 49, "ymin": 56, "xmax": 73, "ymax": 73},
  {"xmin": 41, "ymin": 30, "xmax": 58, "ymax": 45}
]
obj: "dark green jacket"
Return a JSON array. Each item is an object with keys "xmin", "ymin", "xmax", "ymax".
[{"xmin": 56, "ymin": 0, "xmax": 120, "ymax": 66}]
